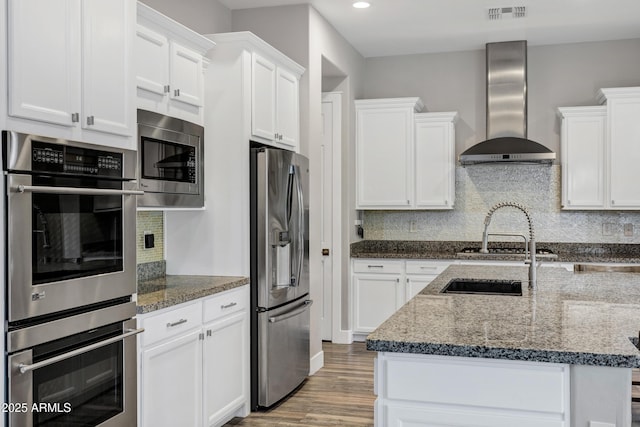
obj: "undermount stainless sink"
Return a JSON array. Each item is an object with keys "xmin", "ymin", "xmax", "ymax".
[{"xmin": 441, "ymin": 278, "xmax": 523, "ymax": 296}]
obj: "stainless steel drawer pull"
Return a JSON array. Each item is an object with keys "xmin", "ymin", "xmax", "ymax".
[
  {"xmin": 17, "ymin": 328, "xmax": 144, "ymax": 374},
  {"xmin": 166, "ymin": 319, "xmax": 188, "ymax": 328},
  {"xmin": 367, "ymin": 265, "xmax": 384, "ymax": 268},
  {"xmin": 14, "ymin": 185, "xmax": 144, "ymax": 196},
  {"xmin": 420, "ymin": 266, "xmax": 437, "ymax": 270},
  {"xmin": 221, "ymin": 302, "xmax": 237, "ymax": 310}
]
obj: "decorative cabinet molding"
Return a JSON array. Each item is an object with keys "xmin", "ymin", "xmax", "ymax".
[
  {"xmin": 136, "ymin": 2, "xmax": 215, "ymax": 126},
  {"xmin": 355, "ymin": 98, "xmax": 457, "ymax": 210},
  {"xmin": 6, "ymin": 0, "xmax": 135, "ymax": 149},
  {"xmin": 559, "ymin": 87, "xmax": 640, "ymax": 210},
  {"xmin": 137, "ymin": 286, "xmax": 250, "ymax": 427}
]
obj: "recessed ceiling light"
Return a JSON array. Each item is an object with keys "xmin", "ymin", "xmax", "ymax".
[{"xmin": 353, "ymin": 1, "xmax": 370, "ymax": 9}]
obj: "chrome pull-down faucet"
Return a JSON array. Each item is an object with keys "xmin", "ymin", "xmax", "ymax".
[{"xmin": 480, "ymin": 202, "xmax": 538, "ymax": 289}]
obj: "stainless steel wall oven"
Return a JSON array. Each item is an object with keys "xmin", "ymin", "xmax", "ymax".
[{"xmin": 2, "ymin": 131, "xmax": 143, "ymax": 426}]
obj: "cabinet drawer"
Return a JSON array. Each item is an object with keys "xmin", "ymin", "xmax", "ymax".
[
  {"xmin": 353, "ymin": 259, "xmax": 403, "ymax": 274},
  {"xmin": 405, "ymin": 261, "xmax": 450, "ymax": 275},
  {"xmin": 139, "ymin": 301, "xmax": 203, "ymax": 347},
  {"xmin": 203, "ymin": 286, "xmax": 248, "ymax": 324},
  {"xmin": 382, "ymin": 354, "xmax": 568, "ymax": 414}
]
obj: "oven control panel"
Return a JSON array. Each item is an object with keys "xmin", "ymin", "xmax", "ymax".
[{"xmin": 32, "ymin": 141, "xmax": 123, "ymax": 178}]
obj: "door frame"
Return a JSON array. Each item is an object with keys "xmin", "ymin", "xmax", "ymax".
[{"xmin": 321, "ymin": 92, "xmax": 348, "ymax": 343}]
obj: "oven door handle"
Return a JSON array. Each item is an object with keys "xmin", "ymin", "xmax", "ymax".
[
  {"xmin": 17, "ymin": 327, "xmax": 144, "ymax": 374},
  {"xmin": 13, "ymin": 184, "xmax": 144, "ymax": 196}
]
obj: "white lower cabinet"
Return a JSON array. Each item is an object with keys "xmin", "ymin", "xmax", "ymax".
[
  {"xmin": 376, "ymin": 352, "xmax": 569, "ymax": 427},
  {"xmin": 352, "ymin": 259, "xmax": 453, "ymax": 336},
  {"xmin": 142, "ymin": 329, "xmax": 203, "ymax": 427},
  {"xmin": 138, "ymin": 285, "xmax": 249, "ymax": 427}
]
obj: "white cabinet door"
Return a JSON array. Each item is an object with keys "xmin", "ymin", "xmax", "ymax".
[
  {"xmin": 275, "ymin": 67, "xmax": 299, "ymax": 148},
  {"xmin": 414, "ymin": 113, "xmax": 457, "ymax": 209},
  {"xmin": 353, "ymin": 274, "xmax": 404, "ymax": 333},
  {"xmin": 141, "ymin": 329, "xmax": 203, "ymax": 427},
  {"xmin": 203, "ymin": 311, "xmax": 248, "ymax": 426},
  {"xmin": 7, "ymin": 0, "xmax": 81, "ymax": 126},
  {"xmin": 356, "ymin": 105, "xmax": 414, "ymax": 208},
  {"xmin": 170, "ymin": 42, "xmax": 204, "ymax": 108},
  {"xmin": 406, "ymin": 275, "xmax": 437, "ymax": 300},
  {"xmin": 607, "ymin": 95, "xmax": 640, "ymax": 208},
  {"xmin": 135, "ymin": 24, "xmax": 169, "ymax": 96},
  {"xmin": 81, "ymin": 0, "xmax": 133, "ymax": 136},
  {"xmin": 559, "ymin": 107, "xmax": 606, "ymax": 209},
  {"xmin": 251, "ymin": 53, "xmax": 277, "ymax": 141}
]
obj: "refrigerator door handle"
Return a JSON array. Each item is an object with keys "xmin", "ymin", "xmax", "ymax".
[
  {"xmin": 293, "ymin": 165, "xmax": 305, "ymax": 287},
  {"xmin": 268, "ymin": 300, "xmax": 313, "ymax": 323}
]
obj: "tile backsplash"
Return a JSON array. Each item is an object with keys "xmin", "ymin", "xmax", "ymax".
[
  {"xmin": 363, "ymin": 164, "xmax": 640, "ymax": 244},
  {"xmin": 136, "ymin": 211, "xmax": 164, "ymax": 263}
]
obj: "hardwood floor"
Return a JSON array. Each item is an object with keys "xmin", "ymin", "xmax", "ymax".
[
  {"xmin": 226, "ymin": 344, "xmax": 640, "ymax": 426},
  {"xmin": 224, "ymin": 342, "xmax": 376, "ymax": 427}
]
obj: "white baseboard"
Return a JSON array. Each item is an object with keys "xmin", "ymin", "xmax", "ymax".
[
  {"xmin": 331, "ymin": 329, "xmax": 353, "ymax": 344},
  {"xmin": 309, "ymin": 350, "xmax": 324, "ymax": 375}
]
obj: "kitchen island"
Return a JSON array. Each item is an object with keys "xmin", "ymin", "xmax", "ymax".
[{"xmin": 367, "ymin": 265, "xmax": 640, "ymax": 426}]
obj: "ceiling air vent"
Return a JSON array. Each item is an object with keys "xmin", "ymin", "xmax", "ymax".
[{"xmin": 488, "ymin": 6, "xmax": 526, "ymax": 20}]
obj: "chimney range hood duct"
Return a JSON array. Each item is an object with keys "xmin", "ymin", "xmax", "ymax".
[{"xmin": 459, "ymin": 40, "xmax": 555, "ymax": 165}]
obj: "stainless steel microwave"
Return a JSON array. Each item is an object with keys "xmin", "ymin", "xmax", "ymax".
[{"xmin": 137, "ymin": 109, "xmax": 204, "ymax": 208}]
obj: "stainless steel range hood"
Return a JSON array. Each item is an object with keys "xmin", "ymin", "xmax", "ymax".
[{"xmin": 459, "ymin": 40, "xmax": 555, "ymax": 165}]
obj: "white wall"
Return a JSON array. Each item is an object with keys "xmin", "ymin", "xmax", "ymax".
[
  {"xmin": 363, "ymin": 38, "xmax": 640, "ymax": 156},
  {"xmin": 139, "ymin": 0, "xmax": 231, "ymax": 34}
]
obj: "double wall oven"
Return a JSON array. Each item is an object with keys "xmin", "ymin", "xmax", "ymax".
[{"xmin": 3, "ymin": 131, "xmax": 143, "ymax": 426}]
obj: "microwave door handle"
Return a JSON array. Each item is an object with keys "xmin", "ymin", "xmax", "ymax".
[
  {"xmin": 13, "ymin": 185, "xmax": 144, "ymax": 196},
  {"xmin": 17, "ymin": 328, "xmax": 145, "ymax": 374}
]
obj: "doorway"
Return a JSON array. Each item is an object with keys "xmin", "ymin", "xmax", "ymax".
[{"xmin": 320, "ymin": 92, "xmax": 341, "ymax": 341}]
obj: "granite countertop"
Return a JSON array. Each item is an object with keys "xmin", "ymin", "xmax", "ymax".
[
  {"xmin": 351, "ymin": 240, "xmax": 640, "ymax": 264},
  {"xmin": 136, "ymin": 275, "xmax": 250, "ymax": 314},
  {"xmin": 366, "ymin": 265, "xmax": 640, "ymax": 367}
]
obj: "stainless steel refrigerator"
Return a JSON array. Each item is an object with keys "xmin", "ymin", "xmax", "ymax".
[{"xmin": 250, "ymin": 146, "xmax": 311, "ymax": 409}]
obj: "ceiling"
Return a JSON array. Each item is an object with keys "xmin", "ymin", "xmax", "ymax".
[{"xmin": 218, "ymin": 0, "xmax": 640, "ymax": 57}]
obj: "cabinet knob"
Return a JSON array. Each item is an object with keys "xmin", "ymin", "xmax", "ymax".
[
  {"xmin": 71, "ymin": 112, "xmax": 79, "ymax": 123},
  {"xmin": 86, "ymin": 116, "xmax": 95, "ymax": 126},
  {"xmin": 174, "ymin": 88, "xmax": 180, "ymax": 97},
  {"xmin": 611, "ymin": 200, "xmax": 615, "ymax": 205}
]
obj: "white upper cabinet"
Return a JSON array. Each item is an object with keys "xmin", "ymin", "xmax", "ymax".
[
  {"xmin": 135, "ymin": 2, "xmax": 215, "ymax": 126},
  {"xmin": 251, "ymin": 52, "xmax": 301, "ymax": 150},
  {"xmin": 356, "ymin": 98, "xmax": 422, "ymax": 209},
  {"xmin": 6, "ymin": 0, "xmax": 135, "ymax": 148},
  {"xmin": 558, "ymin": 106, "xmax": 606, "ymax": 209},
  {"xmin": 355, "ymin": 98, "xmax": 457, "ymax": 210},
  {"xmin": 82, "ymin": 0, "xmax": 134, "ymax": 136},
  {"xmin": 559, "ymin": 87, "xmax": 640, "ymax": 210},
  {"xmin": 414, "ymin": 112, "xmax": 458, "ymax": 209},
  {"xmin": 598, "ymin": 87, "xmax": 640, "ymax": 209}
]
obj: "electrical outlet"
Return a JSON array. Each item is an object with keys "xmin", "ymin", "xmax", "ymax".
[
  {"xmin": 624, "ymin": 223, "xmax": 634, "ymax": 237},
  {"xmin": 144, "ymin": 233, "xmax": 155, "ymax": 249},
  {"xmin": 409, "ymin": 220, "xmax": 417, "ymax": 233},
  {"xmin": 602, "ymin": 223, "xmax": 615, "ymax": 236}
]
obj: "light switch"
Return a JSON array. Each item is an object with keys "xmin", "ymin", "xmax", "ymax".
[{"xmin": 624, "ymin": 223, "xmax": 634, "ymax": 237}]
